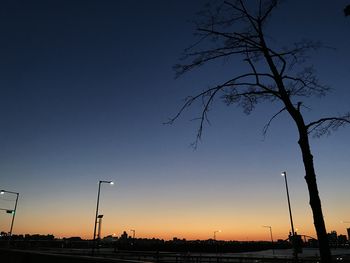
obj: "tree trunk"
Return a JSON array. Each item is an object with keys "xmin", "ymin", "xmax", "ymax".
[
  {"xmin": 298, "ymin": 129, "xmax": 332, "ymax": 263},
  {"xmin": 259, "ymin": 25, "xmax": 331, "ymax": 263},
  {"xmin": 281, "ymin": 100, "xmax": 332, "ymax": 262}
]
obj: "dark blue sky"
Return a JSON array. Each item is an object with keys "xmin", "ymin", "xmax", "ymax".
[{"xmin": 0, "ymin": 0, "xmax": 349, "ymax": 240}]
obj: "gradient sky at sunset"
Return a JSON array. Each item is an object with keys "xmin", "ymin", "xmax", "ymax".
[{"xmin": 0, "ymin": 0, "xmax": 349, "ymax": 241}]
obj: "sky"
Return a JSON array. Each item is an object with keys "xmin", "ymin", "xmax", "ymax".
[{"xmin": 0, "ymin": 0, "xmax": 349, "ymax": 241}]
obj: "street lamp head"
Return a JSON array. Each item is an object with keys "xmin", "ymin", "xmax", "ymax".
[
  {"xmin": 0, "ymin": 190, "xmax": 4, "ymax": 195},
  {"xmin": 99, "ymin": 180, "xmax": 114, "ymax": 185},
  {"xmin": 281, "ymin": 171, "xmax": 286, "ymax": 176}
]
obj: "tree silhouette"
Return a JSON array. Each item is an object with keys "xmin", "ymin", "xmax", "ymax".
[{"xmin": 170, "ymin": 1, "xmax": 350, "ymax": 262}]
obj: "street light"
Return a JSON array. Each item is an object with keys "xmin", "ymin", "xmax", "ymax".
[
  {"xmin": 0, "ymin": 189, "xmax": 19, "ymax": 238},
  {"xmin": 281, "ymin": 172, "xmax": 296, "ymax": 236},
  {"xmin": 262, "ymin": 225, "xmax": 275, "ymax": 255},
  {"xmin": 92, "ymin": 180, "xmax": 114, "ymax": 255},
  {"xmin": 281, "ymin": 171, "xmax": 297, "ymax": 259},
  {"xmin": 213, "ymin": 230, "xmax": 221, "ymax": 240}
]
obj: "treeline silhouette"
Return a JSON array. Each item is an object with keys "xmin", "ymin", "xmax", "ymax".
[
  {"xmin": 113, "ymin": 238, "xmax": 291, "ymax": 253},
  {"xmin": 0, "ymin": 233, "xmax": 292, "ymax": 253}
]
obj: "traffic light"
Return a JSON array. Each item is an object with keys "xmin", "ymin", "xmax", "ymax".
[{"xmin": 6, "ymin": 210, "xmax": 14, "ymax": 214}]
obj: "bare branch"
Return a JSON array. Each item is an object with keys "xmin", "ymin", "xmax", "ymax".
[
  {"xmin": 223, "ymin": 89, "xmax": 276, "ymax": 114},
  {"xmin": 306, "ymin": 113, "xmax": 350, "ymax": 137},
  {"xmin": 195, "ymin": 28, "xmax": 262, "ymax": 50},
  {"xmin": 260, "ymin": 0, "xmax": 278, "ymax": 22},
  {"xmin": 174, "ymin": 48, "xmax": 259, "ymax": 77},
  {"xmin": 168, "ymin": 71, "xmax": 279, "ymax": 123},
  {"xmin": 224, "ymin": 0, "xmax": 259, "ymax": 32},
  {"xmin": 165, "ymin": 87, "xmax": 218, "ymax": 125},
  {"xmin": 282, "ymin": 67, "xmax": 330, "ymax": 98},
  {"xmin": 172, "ymin": 0, "xmax": 348, "ymax": 147},
  {"xmin": 262, "ymin": 107, "xmax": 286, "ymax": 136}
]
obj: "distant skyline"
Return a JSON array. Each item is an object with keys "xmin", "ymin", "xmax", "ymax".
[{"xmin": 0, "ymin": 0, "xmax": 349, "ymax": 241}]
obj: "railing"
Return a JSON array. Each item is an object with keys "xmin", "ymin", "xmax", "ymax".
[{"xmin": 1, "ymin": 243, "xmax": 347, "ymax": 263}]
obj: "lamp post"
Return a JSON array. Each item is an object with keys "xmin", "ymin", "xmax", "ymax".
[
  {"xmin": 92, "ymin": 180, "xmax": 114, "ymax": 255},
  {"xmin": 213, "ymin": 230, "xmax": 221, "ymax": 240},
  {"xmin": 281, "ymin": 171, "xmax": 297, "ymax": 259},
  {"xmin": 262, "ymin": 225, "xmax": 275, "ymax": 255},
  {"xmin": 0, "ymin": 189, "xmax": 19, "ymax": 238},
  {"xmin": 281, "ymin": 172, "xmax": 296, "ymax": 236}
]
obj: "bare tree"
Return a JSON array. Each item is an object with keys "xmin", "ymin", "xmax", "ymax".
[{"xmin": 170, "ymin": 1, "xmax": 350, "ymax": 262}]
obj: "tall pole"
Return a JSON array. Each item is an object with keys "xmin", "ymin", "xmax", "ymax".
[
  {"xmin": 9, "ymin": 192, "xmax": 19, "ymax": 237},
  {"xmin": 281, "ymin": 171, "xmax": 297, "ymax": 260},
  {"xmin": 92, "ymin": 180, "xmax": 114, "ymax": 256},
  {"xmin": 98, "ymin": 216, "xmax": 103, "ymax": 240},
  {"xmin": 282, "ymin": 172, "xmax": 295, "ymax": 236},
  {"xmin": 92, "ymin": 181, "xmax": 102, "ymax": 253},
  {"xmin": 0, "ymin": 190, "xmax": 19, "ymax": 240},
  {"xmin": 263, "ymin": 226, "xmax": 275, "ymax": 255}
]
